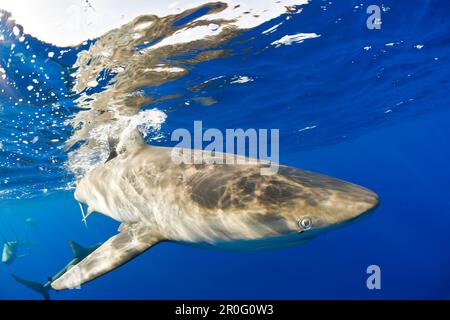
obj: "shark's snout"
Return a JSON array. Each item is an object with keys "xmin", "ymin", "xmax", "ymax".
[
  {"xmin": 351, "ymin": 188, "xmax": 379, "ymax": 221},
  {"xmin": 326, "ymin": 185, "xmax": 379, "ymax": 227}
]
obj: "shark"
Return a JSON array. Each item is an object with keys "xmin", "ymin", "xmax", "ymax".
[
  {"xmin": 2, "ymin": 240, "xmax": 37, "ymax": 265},
  {"xmin": 11, "ymin": 241, "xmax": 101, "ymax": 300},
  {"xmin": 1, "ymin": 228, "xmax": 34, "ymax": 265},
  {"xmin": 51, "ymin": 129, "xmax": 379, "ymax": 290},
  {"xmin": 2, "ymin": 241, "xmax": 20, "ymax": 265},
  {"xmin": 24, "ymin": 218, "xmax": 38, "ymax": 228}
]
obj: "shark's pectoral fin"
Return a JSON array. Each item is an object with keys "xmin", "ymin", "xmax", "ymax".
[{"xmin": 51, "ymin": 225, "xmax": 163, "ymax": 290}]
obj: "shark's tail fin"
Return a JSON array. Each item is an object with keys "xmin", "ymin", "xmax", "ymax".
[{"xmin": 11, "ymin": 274, "xmax": 51, "ymax": 300}]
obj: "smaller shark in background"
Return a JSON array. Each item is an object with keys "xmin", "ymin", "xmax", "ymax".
[
  {"xmin": 2, "ymin": 239, "xmax": 37, "ymax": 265},
  {"xmin": 24, "ymin": 218, "xmax": 38, "ymax": 228},
  {"xmin": 2, "ymin": 241, "xmax": 20, "ymax": 265},
  {"xmin": 1, "ymin": 228, "xmax": 32, "ymax": 265},
  {"xmin": 11, "ymin": 241, "xmax": 101, "ymax": 300}
]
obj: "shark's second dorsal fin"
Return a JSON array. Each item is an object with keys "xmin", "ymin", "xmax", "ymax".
[
  {"xmin": 68, "ymin": 241, "xmax": 86, "ymax": 259},
  {"xmin": 51, "ymin": 225, "xmax": 163, "ymax": 290}
]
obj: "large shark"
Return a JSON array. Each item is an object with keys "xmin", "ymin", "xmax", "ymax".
[
  {"xmin": 11, "ymin": 241, "xmax": 101, "ymax": 300},
  {"xmin": 51, "ymin": 130, "xmax": 379, "ymax": 290}
]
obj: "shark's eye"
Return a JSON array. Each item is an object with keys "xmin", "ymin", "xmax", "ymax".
[{"xmin": 299, "ymin": 218, "xmax": 312, "ymax": 230}]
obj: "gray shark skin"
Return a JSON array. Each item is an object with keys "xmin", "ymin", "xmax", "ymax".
[
  {"xmin": 11, "ymin": 241, "xmax": 101, "ymax": 300},
  {"xmin": 51, "ymin": 130, "xmax": 379, "ymax": 290}
]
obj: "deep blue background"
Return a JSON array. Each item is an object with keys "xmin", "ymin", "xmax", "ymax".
[{"xmin": 1, "ymin": 0, "xmax": 449, "ymax": 299}]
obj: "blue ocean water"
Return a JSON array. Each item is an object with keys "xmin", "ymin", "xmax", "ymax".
[{"xmin": 1, "ymin": 0, "xmax": 450, "ymax": 299}]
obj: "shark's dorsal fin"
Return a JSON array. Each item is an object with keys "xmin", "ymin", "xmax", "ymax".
[
  {"xmin": 105, "ymin": 129, "xmax": 146, "ymax": 163},
  {"xmin": 51, "ymin": 225, "xmax": 163, "ymax": 290},
  {"xmin": 106, "ymin": 137, "xmax": 119, "ymax": 163},
  {"xmin": 117, "ymin": 128, "xmax": 146, "ymax": 154},
  {"xmin": 68, "ymin": 241, "xmax": 87, "ymax": 259}
]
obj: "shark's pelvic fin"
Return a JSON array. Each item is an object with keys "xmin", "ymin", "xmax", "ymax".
[{"xmin": 51, "ymin": 224, "xmax": 162, "ymax": 290}]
